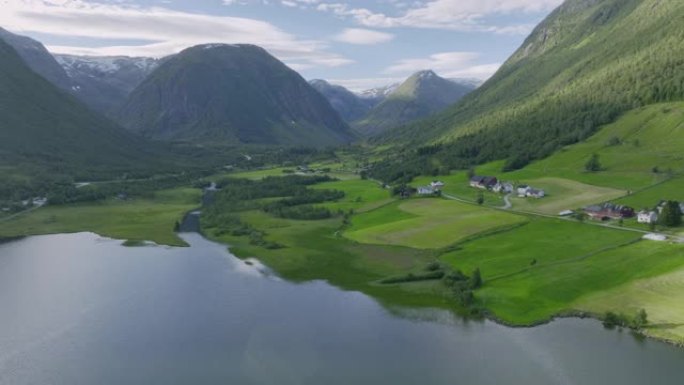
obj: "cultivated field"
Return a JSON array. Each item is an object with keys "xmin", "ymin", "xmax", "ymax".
[{"xmin": 344, "ymin": 198, "xmax": 526, "ymax": 249}]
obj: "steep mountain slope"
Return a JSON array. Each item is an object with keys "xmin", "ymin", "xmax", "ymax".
[
  {"xmin": 309, "ymin": 79, "xmax": 373, "ymax": 122},
  {"xmin": 0, "ymin": 27, "xmax": 73, "ymax": 91},
  {"xmin": 376, "ymin": 0, "xmax": 684, "ymax": 175},
  {"xmin": 0, "ymin": 39, "xmax": 156, "ymax": 175},
  {"xmin": 356, "ymin": 70, "xmax": 473, "ymax": 136},
  {"xmin": 117, "ymin": 44, "xmax": 354, "ymax": 146},
  {"xmin": 55, "ymin": 54, "xmax": 161, "ymax": 114}
]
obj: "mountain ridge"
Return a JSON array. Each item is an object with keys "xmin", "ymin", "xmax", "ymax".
[{"xmin": 117, "ymin": 43, "xmax": 354, "ymax": 146}]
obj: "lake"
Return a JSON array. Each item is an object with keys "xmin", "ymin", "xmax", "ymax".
[{"xmin": 1, "ymin": 232, "xmax": 683, "ymax": 384}]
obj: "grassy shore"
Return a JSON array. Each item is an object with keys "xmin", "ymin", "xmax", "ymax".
[{"xmin": 0, "ymin": 187, "xmax": 200, "ymax": 246}]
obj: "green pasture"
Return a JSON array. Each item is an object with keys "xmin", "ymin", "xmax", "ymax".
[
  {"xmin": 345, "ymin": 198, "xmax": 527, "ymax": 249},
  {"xmin": 0, "ymin": 187, "xmax": 201, "ymax": 246}
]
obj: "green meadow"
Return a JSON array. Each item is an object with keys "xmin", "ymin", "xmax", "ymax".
[
  {"xmin": 0, "ymin": 187, "xmax": 200, "ymax": 246},
  {"xmin": 476, "ymin": 102, "xmax": 684, "ymax": 191},
  {"xmin": 345, "ymin": 198, "xmax": 527, "ymax": 249}
]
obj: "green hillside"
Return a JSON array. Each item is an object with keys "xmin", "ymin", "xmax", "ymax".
[
  {"xmin": 118, "ymin": 44, "xmax": 354, "ymax": 146},
  {"xmin": 373, "ymin": 0, "xmax": 684, "ymax": 180},
  {"xmin": 0, "ymin": 39, "xmax": 159, "ymax": 179},
  {"xmin": 355, "ymin": 70, "xmax": 472, "ymax": 137}
]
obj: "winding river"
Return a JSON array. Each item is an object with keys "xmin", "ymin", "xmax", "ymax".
[{"xmin": 1, "ymin": 232, "xmax": 683, "ymax": 384}]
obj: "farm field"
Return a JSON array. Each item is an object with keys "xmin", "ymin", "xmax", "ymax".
[
  {"xmin": 615, "ymin": 176, "xmax": 684, "ymax": 209},
  {"xmin": 0, "ymin": 187, "xmax": 201, "ymax": 246},
  {"xmin": 576, "ymin": 261, "xmax": 684, "ymax": 344},
  {"xmin": 311, "ymin": 178, "xmax": 392, "ymax": 213},
  {"xmin": 412, "ymin": 173, "xmax": 505, "ymax": 206},
  {"xmin": 508, "ymin": 177, "xmax": 626, "ymax": 214},
  {"xmin": 344, "ymin": 198, "xmax": 527, "ymax": 249},
  {"xmin": 452, "ymin": 238, "xmax": 684, "ymax": 324},
  {"xmin": 440, "ymin": 219, "xmax": 640, "ymax": 280}
]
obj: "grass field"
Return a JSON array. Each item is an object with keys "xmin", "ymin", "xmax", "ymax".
[
  {"xmin": 576, "ymin": 258, "xmax": 684, "ymax": 344},
  {"xmin": 615, "ymin": 176, "xmax": 684, "ymax": 209},
  {"xmin": 412, "ymin": 173, "xmax": 505, "ymax": 206},
  {"xmin": 203, "ymin": 210, "xmax": 454, "ymax": 310},
  {"xmin": 472, "ymin": 103, "xmax": 684, "ymax": 191},
  {"xmin": 310, "ymin": 178, "xmax": 392, "ymax": 213},
  {"xmin": 508, "ymin": 177, "xmax": 625, "ymax": 214},
  {"xmin": 345, "ymin": 198, "xmax": 527, "ymax": 249},
  {"xmin": 0, "ymin": 187, "xmax": 201, "ymax": 246}
]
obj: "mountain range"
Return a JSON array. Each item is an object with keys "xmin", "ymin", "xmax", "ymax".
[
  {"xmin": 0, "ymin": 38, "xmax": 156, "ymax": 176},
  {"xmin": 353, "ymin": 70, "xmax": 474, "ymax": 136},
  {"xmin": 55, "ymin": 54, "xmax": 161, "ymax": 114},
  {"xmin": 311, "ymin": 71, "xmax": 475, "ymax": 136}
]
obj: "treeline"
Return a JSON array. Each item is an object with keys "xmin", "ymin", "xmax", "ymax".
[
  {"xmin": 0, "ymin": 171, "xmax": 210, "ymax": 208},
  {"xmin": 263, "ymin": 189, "xmax": 345, "ymax": 220},
  {"xmin": 202, "ymin": 175, "xmax": 346, "ymax": 243}
]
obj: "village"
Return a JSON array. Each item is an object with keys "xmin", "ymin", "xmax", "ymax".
[{"xmin": 411, "ymin": 174, "xmax": 684, "ymax": 231}]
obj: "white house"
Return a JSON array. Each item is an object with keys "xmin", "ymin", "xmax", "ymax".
[
  {"xmin": 526, "ymin": 188, "xmax": 545, "ymax": 199},
  {"xmin": 430, "ymin": 181, "xmax": 445, "ymax": 189},
  {"xmin": 637, "ymin": 210, "xmax": 658, "ymax": 224},
  {"xmin": 517, "ymin": 185, "xmax": 530, "ymax": 197},
  {"xmin": 417, "ymin": 186, "xmax": 436, "ymax": 195}
]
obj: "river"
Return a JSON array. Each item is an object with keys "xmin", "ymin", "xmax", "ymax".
[{"xmin": 0, "ymin": 232, "xmax": 682, "ymax": 384}]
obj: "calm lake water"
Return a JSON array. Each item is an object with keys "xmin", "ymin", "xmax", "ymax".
[{"xmin": 1, "ymin": 232, "xmax": 683, "ymax": 384}]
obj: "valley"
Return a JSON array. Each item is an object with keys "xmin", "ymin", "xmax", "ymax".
[{"xmin": 2, "ymin": 0, "xmax": 684, "ymax": 380}]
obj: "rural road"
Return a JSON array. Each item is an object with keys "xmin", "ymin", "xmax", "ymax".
[{"xmin": 441, "ymin": 192, "xmax": 682, "ymax": 241}]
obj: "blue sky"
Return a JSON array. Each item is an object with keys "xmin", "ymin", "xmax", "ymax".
[{"xmin": 1, "ymin": 0, "xmax": 563, "ymax": 90}]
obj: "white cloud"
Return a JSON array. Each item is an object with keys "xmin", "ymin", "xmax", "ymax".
[
  {"xmin": 333, "ymin": 28, "xmax": 394, "ymax": 45},
  {"xmin": 384, "ymin": 51, "xmax": 500, "ymax": 80},
  {"xmin": 317, "ymin": 0, "xmax": 562, "ymax": 33},
  {"xmin": 0, "ymin": 0, "xmax": 351, "ymax": 69}
]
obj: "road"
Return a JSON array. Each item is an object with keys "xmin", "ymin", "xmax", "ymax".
[{"xmin": 441, "ymin": 192, "xmax": 681, "ymax": 241}]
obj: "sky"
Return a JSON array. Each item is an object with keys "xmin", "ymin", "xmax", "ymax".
[{"xmin": 0, "ymin": 0, "xmax": 563, "ymax": 91}]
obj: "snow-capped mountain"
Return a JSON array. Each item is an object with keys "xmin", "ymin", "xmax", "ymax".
[{"xmin": 54, "ymin": 54, "xmax": 162, "ymax": 114}]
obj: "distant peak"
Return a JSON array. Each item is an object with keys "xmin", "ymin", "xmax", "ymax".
[
  {"xmin": 192, "ymin": 43, "xmax": 261, "ymax": 51},
  {"xmin": 413, "ymin": 69, "xmax": 437, "ymax": 79},
  {"xmin": 309, "ymin": 79, "xmax": 330, "ymax": 86}
]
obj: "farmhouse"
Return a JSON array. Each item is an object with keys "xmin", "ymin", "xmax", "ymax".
[
  {"xmin": 526, "ymin": 188, "xmax": 545, "ymax": 199},
  {"xmin": 469, "ymin": 176, "xmax": 498, "ymax": 190},
  {"xmin": 493, "ymin": 182, "xmax": 513, "ymax": 193},
  {"xmin": 517, "ymin": 185, "xmax": 529, "ymax": 197},
  {"xmin": 637, "ymin": 210, "xmax": 658, "ymax": 224},
  {"xmin": 417, "ymin": 186, "xmax": 437, "ymax": 195},
  {"xmin": 430, "ymin": 181, "xmax": 445, "ymax": 189},
  {"xmin": 584, "ymin": 203, "xmax": 635, "ymax": 221}
]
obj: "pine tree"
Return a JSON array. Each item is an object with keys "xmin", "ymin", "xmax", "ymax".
[
  {"xmin": 585, "ymin": 154, "xmax": 602, "ymax": 172},
  {"xmin": 660, "ymin": 200, "xmax": 682, "ymax": 227}
]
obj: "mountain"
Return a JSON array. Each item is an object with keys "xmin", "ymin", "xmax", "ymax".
[
  {"xmin": 117, "ymin": 44, "xmax": 354, "ymax": 146},
  {"xmin": 355, "ymin": 70, "xmax": 474, "ymax": 136},
  {"xmin": 54, "ymin": 54, "xmax": 161, "ymax": 114},
  {"xmin": 0, "ymin": 38, "xmax": 156, "ymax": 176},
  {"xmin": 358, "ymin": 83, "xmax": 400, "ymax": 107},
  {"xmin": 309, "ymin": 79, "xmax": 374, "ymax": 122},
  {"xmin": 0, "ymin": 27, "xmax": 73, "ymax": 91},
  {"xmin": 375, "ymin": 0, "xmax": 684, "ymax": 175}
]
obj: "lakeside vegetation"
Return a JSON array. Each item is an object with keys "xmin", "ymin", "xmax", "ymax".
[{"xmin": 4, "ymin": 103, "xmax": 684, "ymax": 345}]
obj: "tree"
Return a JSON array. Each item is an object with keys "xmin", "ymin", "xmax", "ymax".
[
  {"xmin": 470, "ymin": 267, "xmax": 483, "ymax": 289},
  {"xmin": 476, "ymin": 192, "xmax": 484, "ymax": 205},
  {"xmin": 633, "ymin": 309, "xmax": 648, "ymax": 329},
  {"xmin": 585, "ymin": 154, "xmax": 602, "ymax": 172},
  {"xmin": 659, "ymin": 200, "xmax": 682, "ymax": 227}
]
